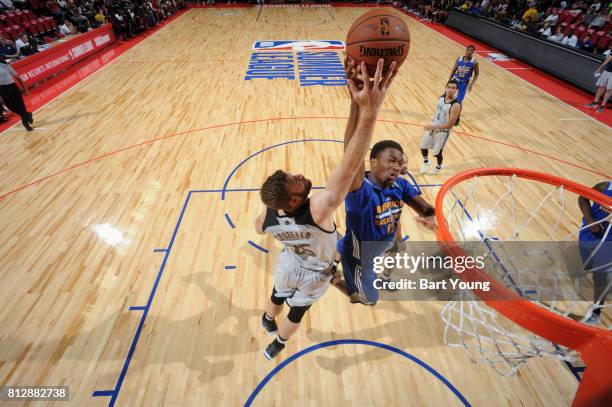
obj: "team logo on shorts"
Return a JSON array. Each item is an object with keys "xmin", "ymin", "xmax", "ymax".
[{"xmin": 252, "ymin": 40, "xmax": 344, "ymax": 51}]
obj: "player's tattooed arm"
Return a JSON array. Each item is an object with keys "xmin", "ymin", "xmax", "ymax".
[
  {"xmin": 407, "ymin": 195, "xmax": 437, "ymax": 230},
  {"xmin": 578, "ymin": 181, "xmax": 609, "ymax": 235},
  {"xmin": 254, "ymin": 209, "xmax": 266, "ymax": 235}
]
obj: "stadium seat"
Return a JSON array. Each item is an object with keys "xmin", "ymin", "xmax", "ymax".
[
  {"xmin": 596, "ymin": 35, "xmax": 610, "ymax": 52},
  {"xmin": 0, "ymin": 15, "xmax": 8, "ymax": 27},
  {"xmin": 574, "ymin": 25, "xmax": 586, "ymax": 40},
  {"xmin": 592, "ymin": 30, "xmax": 605, "ymax": 45},
  {"xmin": 566, "ymin": 23, "xmax": 578, "ymax": 35}
]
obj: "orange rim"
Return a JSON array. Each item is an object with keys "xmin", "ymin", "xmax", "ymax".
[{"xmin": 434, "ymin": 167, "xmax": 612, "ymax": 407}]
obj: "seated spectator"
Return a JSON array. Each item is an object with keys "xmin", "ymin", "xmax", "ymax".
[
  {"xmin": 0, "ymin": 0, "xmax": 14, "ymax": 11},
  {"xmin": 522, "ymin": 2, "xmax": 537, "ymax": 22},
  {"xmin": 589, "ymin": 12, "xmax": 609, "ymax": 30},
  {"xmin": 59, "ymin": 20, "xmax": 77, "ymax": 36},
  {"xmin": 539, "ymin": 20, "xmax": 553, "ymax": 38},
  {"xmin": 543, "ymin": 9, "xmax": 559, "ymax": 26},
  {"xmin": 591, "ymin": 1, "xmax": 602, "ymax": 12},
  {"xmin": 468, "ymin": 2, "xmax": 483, "ymax": 15},
  {"xmin": 95, "ymin": 8, "xmax": 108, "ymax": 26},
  {"xmin": 0, "ymin": 37, "xmax": 18, "ymax": 61},
  {"xmin": 579, "ymin": 35, "xmax": 595, "ymax": 52},
  {"xmin": 459, "ymin": 1, "xmax": 472, "ymax": 12},
  {"xmin": 604, "ymin": 43, "xmax": 612, "ymax": 58},
  {"xmin": 561, "ymin": 29, "xmax": 578, "ymax": 47},
  {"xmin": 15, "ymin": 34, "xmax": 38, "ymax": 57},
  {"xmin": 549, "ymin": 26, "xmax": 566, "ymax": 42},
  {"xmin": 520, "ymin": 16, "xmax": 538, "ymax": 34},
  {"xmin": 582, "ymin": 6, "xmax": 599, "ymax": 27}
]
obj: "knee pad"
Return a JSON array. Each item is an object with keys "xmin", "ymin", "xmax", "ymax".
[
  {"xmin": 287, "ymin": 304, "xmax": 311, "ymax": 323},
  {"xmin": 270, "ymin": 287, "xmax": 286, "ymax": 306}
]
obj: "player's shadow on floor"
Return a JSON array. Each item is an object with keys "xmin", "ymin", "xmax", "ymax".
[
  {"xmin": 0, "ymin": 271, "xmax": 262, "ymax": 385},
  {"xmin": 305, "ymin": 300, "xmax": 447, "ymax": 375}
]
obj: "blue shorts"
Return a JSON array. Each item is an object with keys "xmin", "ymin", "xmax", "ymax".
[
  {"xmin": 341, "ymin": 255, "xmax": 379, "ymax": 305},
  {"xmin": 456, "ymin": 81, "xmax": 469, "ymax": 102}
]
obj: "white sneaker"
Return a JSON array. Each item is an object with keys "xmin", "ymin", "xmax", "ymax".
[
  {"xmin": 428, "ymin": 166, "xmax": 441, "ymax": 175},
  {"xmin": 420, "ymin": 161, "xmax": 430, "ymax": 174}
]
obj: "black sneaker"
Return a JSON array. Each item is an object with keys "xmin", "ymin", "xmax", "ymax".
[
  {"xmin": 585, "ymin": 102, "xmax": 598, "ymax": 108},
  {"xmin": 263, "ymin": 339, "xmax": 285, "ymax": 360},
  {"xmin": 596, "ymin": 105, "xmax": 604, "ymax": 113},
  {"xmin": 261, "ymin": 313, "xmax": 278, "ymax": 335}
]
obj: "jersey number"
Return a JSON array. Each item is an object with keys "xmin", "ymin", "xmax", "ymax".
[{"xmin": 293, "ymin": 244, "xmax": 315, "ymax": 258}]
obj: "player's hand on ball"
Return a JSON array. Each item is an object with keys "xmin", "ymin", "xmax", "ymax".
[
  {"xmin": 416, "ymin": 215, "xmax": 437, "ymax": 230},
  {"xmin": 346, "ymin": 59, "xmax": 397, "ymax": 112},
  {"xmin": 344, "ymin": 58, "xmax": 364, "ymax": 96}
]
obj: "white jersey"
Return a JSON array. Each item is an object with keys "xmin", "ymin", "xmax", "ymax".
[
  {"xmin": 263, "ymin": 200, "xmax": 337, "ymax": 271},
  {"xmin": 431, "ymin": 95, "xmax": 461, "ymax": 130}
]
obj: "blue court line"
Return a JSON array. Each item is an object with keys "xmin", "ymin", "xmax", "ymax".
[
  {"xmin": 225, "ymin": 265, "xmax": 237, "ymax": 270},
  {"xmin": 153, "ymin": 248, "xmax": 167, "ymax": 253},
  {"xmin": 244, "ymin": 339, "xmax": 471, "ymax": 407},
  {"xmin": 92, "ymin": 390, "xmax": 114, "ymax": 397},
  {"xmin": 402, "ymin": 234, "xmax": 410, "ymax": 241},
  {"xmin": 221, "ymin": 139, "xmax": 343, "ymax": 200},
  {"xmin": 248, "ymin": 240, "xmax": 269, "ymax": 253},
  {"xmin": 92, "ymin": 191, "xmax": 193, "ymax": 406},
  {"xmin": 224, "ymin": 213, "xmax": 236, "ymax": 229},
  {"xmin": 128, "ymin": 306, "xmax": 146, "ymax": 311}
]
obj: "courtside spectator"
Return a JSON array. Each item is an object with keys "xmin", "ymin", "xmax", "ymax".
[
  {"xmin": 522, "ymin": 2, "xmax": 537, "ymax": 22},
  {"xmin": 0, "ymin": 37, "xmax": 18, "ymax": 61},
  {"xmin": 589, "ymin": 12, "xmax": 609, "ymax": 30},
  {"xmin": 549, "ymin": 25, "xmax": 566, "ymax": 43},
  {"xmin": 561, "ymin": 29, "xmax": 579, "ymax": 47},
  {"xmin": 59, "ymin": 20, "xmax": 77, "ymax": 36},
  {"xmin": 580, "ymin": 35, "xmax": 596, "ymax": 52},
  {"xmin": 539, "ymin": 20, "xmax": 553, "ymax": 38}
]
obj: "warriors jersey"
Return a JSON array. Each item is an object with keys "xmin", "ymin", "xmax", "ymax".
[
  {"xmin": 262, "ymin": 199, "xmax": 337, "ymax": 271},
  {"xmin": 453, "ymin": 56, "xmax": 476, "ymax": 83}
]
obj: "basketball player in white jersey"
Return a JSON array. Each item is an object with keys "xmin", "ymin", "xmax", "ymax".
[
  {"xmin": 255, "ymin": 59, "xmax": 398, "ymax": 360},
  {"xmin": 420, "ymin": 79, "xmax": 461, "ymax": 175}
]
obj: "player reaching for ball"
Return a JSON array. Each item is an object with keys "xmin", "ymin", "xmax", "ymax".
[
  {"xmin": 337, "ymin": 89, "xmax": 436, "ymax": 307},
  {"xmin": 420, "ymin": 79, "xmax": 461, "ymax": 175},
  {"xmin": 254, "ymin": 59, "xmax": 397, "ymax": 360}
]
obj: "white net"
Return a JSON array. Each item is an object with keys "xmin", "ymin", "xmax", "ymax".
[{"xmin": 439, "ymin": 174, "xmax": 611, "ymax": 375}]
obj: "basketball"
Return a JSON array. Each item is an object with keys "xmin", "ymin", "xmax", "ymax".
[{"xmin": 346, "ymin": 9, "xmax": 411, "ymax": 76}]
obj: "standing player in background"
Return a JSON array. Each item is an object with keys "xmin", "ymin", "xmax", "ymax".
[
  {"xmin": 448, "ymin": 45, "xmax": 479, "ymax": 103},
  {"xmin": 578, "ymin": 181, "xmax": 611, "ymax": 326},
  {"xmin": 420, "ymin": 79, "xmax": 461, "ymax": 174},
  {"xmin": 254, "ymin": 59, "xmax": 397, "ymax": 359}
]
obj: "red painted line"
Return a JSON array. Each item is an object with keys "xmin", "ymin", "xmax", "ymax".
[
  {"xmin": 397, "ymin": 8, "xmax": 612, "ymax": 127},
  {"xmin": 1, "ymin": 116, "xmax": 608, "ymax": 201}
]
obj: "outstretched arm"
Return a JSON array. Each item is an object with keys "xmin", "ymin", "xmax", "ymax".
[
  {"xmin": 407, "ymin": 195, "xmax": 436, "ymax": 230},
  {"xmin": 425, "ymin": 103, "xmax": 461, "ymax": 131},
  {"xmin": 310, "ymin": 59, "xmax": 397, "ymax": 224}
]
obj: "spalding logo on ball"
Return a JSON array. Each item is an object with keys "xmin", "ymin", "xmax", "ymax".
[{"xmin": 346, "ymin": 9, "xmax": 411, "ymax": 76}]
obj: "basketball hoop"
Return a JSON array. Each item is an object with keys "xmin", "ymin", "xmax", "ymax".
[{"xmin": 435, "ymin": 167, "xmax": 612, "ymax": 407}]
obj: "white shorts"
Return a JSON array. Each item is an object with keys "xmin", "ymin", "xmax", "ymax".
[
  {"xmin": 420, "ymin": 130, "xmax": 450, "ymax": 155},
  {"xmin": 273, "ymin": 249, "xmax": 333, "ymax": 307},
  {"xmin": 596, "ymin": 71, "xmax": 612, "ymax": 90}
]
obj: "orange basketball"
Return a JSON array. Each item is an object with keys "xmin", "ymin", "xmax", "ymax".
[{"xmin": 346, "ymin": 9, "xmax": 411, "ymax": 76}]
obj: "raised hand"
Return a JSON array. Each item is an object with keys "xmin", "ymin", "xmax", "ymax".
[{"xmin": 346, "ymin": 59, "xmax": 397, "ymax": 114}]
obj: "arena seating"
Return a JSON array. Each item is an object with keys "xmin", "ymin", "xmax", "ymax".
[{"xmin": 0, "ymin": 10, "xmax": 57, "ymax": 42}]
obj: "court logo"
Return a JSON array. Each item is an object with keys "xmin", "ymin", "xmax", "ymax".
[
  {"xmin": 252, "ymin": 40, "xmax": 344, "ymax": 51},
  {"xmin": 246, "ymin": 40, "xmax": 346, "ymax": 87},
  {"xmin": 485, "ymin": 52, "xmax": 511, "ymax": 62}
]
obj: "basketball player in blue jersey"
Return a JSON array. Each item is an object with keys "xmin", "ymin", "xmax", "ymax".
[
  {"xmin": 578, "ymin": 181, "xmax": 611, "ymax": 325},
  {"xmin": 337, "ymin": 131, "xmax": 436, "ymax": 305},
  {"xmin": 254, "ymin": 59, "xmax": 398, "ymax": 359},
  {"xmin": 448, "ymin": 45, "xmax": 479, "ymax": 103}
]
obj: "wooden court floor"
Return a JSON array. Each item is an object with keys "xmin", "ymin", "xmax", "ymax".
[{"xmin": 0, "ymin": 6, "xmax": 610, "ymax": 406}]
